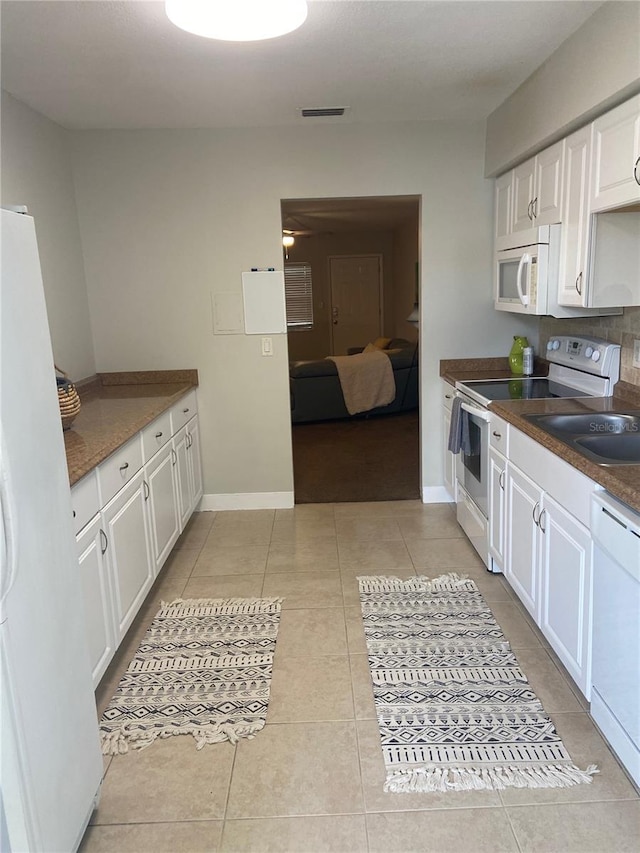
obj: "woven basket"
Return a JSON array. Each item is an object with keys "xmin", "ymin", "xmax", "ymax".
[{"xmin": 56, "ymin": 365, "xmax": 81, "ymax": 430}]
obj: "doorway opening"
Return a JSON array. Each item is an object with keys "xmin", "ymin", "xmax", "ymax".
[{"xmin": 281, "ymin": 195, "xmax": 421, "ymax": 503}]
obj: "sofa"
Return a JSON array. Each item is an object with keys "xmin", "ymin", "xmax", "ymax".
[{"xmin": 289, "ymin": 338, "xmax": 418, "ymax": 424}]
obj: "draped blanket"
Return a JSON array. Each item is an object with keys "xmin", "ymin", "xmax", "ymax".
[{"xmin": 328, "ymin": 350, "xmax": 395, "ymax": 415}]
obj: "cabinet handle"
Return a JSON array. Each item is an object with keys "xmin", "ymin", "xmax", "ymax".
[
  {"xmin": 119, "ymin": 462, "xmax": 129, "ymax": 474},
  {"xmin": 183, "ymin": 407, "xmax": 190, "ymax": 414},
  {"xmin": 155, "ymin": 431, "xmax": 163, "ymax": 439},
  {"xmin": 533, "ymin": 501, "xmax": 541, "ymax": 526},
  {"xmin": 538, "ymin": 508, "xmax": 547, "ymax": 533},
  {"xmin": 99, "ymin": 529, "xmax": 108, "ymax": 555},
  {"xmin": 186, "ymin": 433, "xmax": 192, "ymax": 449},
  {"xmin": 499, "ymin": 470, "xmax": 505, "ymax": 490},
  {"xmin": 492, "ymin": 431, "xmax": 501, "ymax": 439},
  {"xmin": 171, "ymin": 448, "xmax": 177, "ymax": 466},
  {"xmin": 634, "ymin": 156, "xmax": 640, "ymax": 186},
  {"xmin": 527, "ymin": 200, "xmax": 533, "ymax": 221},
  {"xmin": 445, "ymin": 394, "xmax": 452, "ymax": 400},
  {"xmin": 532, "ymin": 197, "xmax": 538, "ymax": 219},
  {"xmin": 575, "ymin": 272, "xmax": 582, "ymax": 295},
  {"xmin": 143, "ymin": 480, "xmax": 150, "ymax": 501},
  {"xmin": 72, "ymin": 509, "xmax": 76, "ymax": 518}
]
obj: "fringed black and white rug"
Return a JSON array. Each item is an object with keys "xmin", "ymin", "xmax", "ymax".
[
  {"xmin": 358, "ymin": 574, "xmax": 597, "ymax": 793},
  {"xmin": 100, "ymin": 597, "xmax": 282, "ymax": 755}
]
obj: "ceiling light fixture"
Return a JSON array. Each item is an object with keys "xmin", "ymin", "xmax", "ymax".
[
  {"xmin": 165, "ymin": 0, "xmax": 308, "ymax": 41},
  {"xmin": 282, "ymin": 234, "xmax": 295, "ymax": 248}
]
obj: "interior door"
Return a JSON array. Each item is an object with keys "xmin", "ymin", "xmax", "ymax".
[{"xmin": 329, "ymin": 255, "xmax": 382, "ymax": 354}]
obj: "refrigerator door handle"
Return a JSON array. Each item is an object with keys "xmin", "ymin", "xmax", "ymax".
[{"xmin": 0, "ymin": 425, "xmax": 19, "ymax": 619}]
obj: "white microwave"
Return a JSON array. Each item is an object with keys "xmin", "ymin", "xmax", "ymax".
[{"xmin": 494, "ymin": 224, "xmax": 559, "ymax": 316}]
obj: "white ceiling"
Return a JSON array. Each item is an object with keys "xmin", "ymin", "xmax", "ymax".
[{"xmin": 0, "ymin": 0, "xmax": 604, "ymax": 130}]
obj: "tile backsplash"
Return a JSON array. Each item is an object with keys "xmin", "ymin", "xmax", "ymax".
[{"xmin": 539, "ymin": 307, "xmax": 640, "ymax": 386}]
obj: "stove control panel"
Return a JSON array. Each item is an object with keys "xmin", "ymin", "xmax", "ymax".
[{"xmin": 546, "ymin": 336, "xmax": 620, "ymax": 380}]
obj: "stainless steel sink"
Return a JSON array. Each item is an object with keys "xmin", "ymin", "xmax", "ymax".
[
  {"xmin": 525, "ymin": 412, "xmax": 640, "ymax": 436},
  {"xmin": 574, "ymin": 433, "xmax": 640, "ymax": 464},
  {"xmin": 523, "ymin": 411, "xmax": 640, "ymax": 465}
]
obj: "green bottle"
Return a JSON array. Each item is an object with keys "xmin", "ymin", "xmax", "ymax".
[{"xmin": 509, "ymin": 335, "xmax": 529, "ymax": 376}]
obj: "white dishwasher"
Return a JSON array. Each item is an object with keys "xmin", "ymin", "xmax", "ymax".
[{"xmin": 590, "ymin": 491, "xmax": 640, "ymax": 788}]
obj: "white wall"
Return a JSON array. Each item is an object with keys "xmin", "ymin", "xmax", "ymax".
[
  {"xmin": 485, "ymin": 1, "xmax": 640, "ymax": 176},
  {"xmin": 70, "ymin": 121, "xmax": 537, "ymax": 502},
  {"xmin": 1, "ymin": 91, "xmax": 96, "ymax": 380}
]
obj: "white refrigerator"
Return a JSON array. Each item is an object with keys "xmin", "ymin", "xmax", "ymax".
[{"xmin": 1, "ymin": 208, "xmax": 103, "ymax": 851}]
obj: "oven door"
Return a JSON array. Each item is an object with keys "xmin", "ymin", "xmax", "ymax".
[{"xmin": 455, "ymin": 399, "xmax": 490, "ymax": 519}]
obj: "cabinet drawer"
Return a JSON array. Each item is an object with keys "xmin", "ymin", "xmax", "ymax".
[
  {"xmin": 142, "ymin": 411, "xmax": 172, "ymax": 461},
  {"xmin": 71, "ymin": 470, "xmax": 100, "ymax": 535},
  {"xmin": 442, "ymin": 383, "xmax": 455, "ymax": 411},
  {"xmin": 98, "ymin": 434, "xmax": 143, "ymax": 506},
  {"xmin": 490, "ymin": 415, "xmax": 509, "ymax": 456},
  {"xmin": 171, "ymin": 390, "xmax": 198, "ymax": 434}
]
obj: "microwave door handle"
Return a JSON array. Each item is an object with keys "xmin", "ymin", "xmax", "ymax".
[
  {"xmin": 459, "ymin": 401, "xmax": 492, "ymax": 423},
  {"xmin": 516, "ymin": 253, "xmax": 531, "ymax": 306}
]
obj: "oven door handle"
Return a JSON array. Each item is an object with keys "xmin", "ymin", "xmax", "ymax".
[
  {"xmin": 516, "ymin": 252, "xmax": 531, "ymax": 306},
  {"xmin": 460, "ymin": 401, "xmax": 492, "ymax": 422}
]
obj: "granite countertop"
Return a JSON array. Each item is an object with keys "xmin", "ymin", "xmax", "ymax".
[
  {"xmin": 440, "ymin": 357, "xmax": 640, "ymax": 514},
  {"xmin": 64, "ymin": 370, "xmax": 198, "ymax": 486}
]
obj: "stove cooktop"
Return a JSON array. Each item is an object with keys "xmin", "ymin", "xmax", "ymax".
[{"xmin": 458, "ymin": 377, "xmax": 592, "ymax": 403}]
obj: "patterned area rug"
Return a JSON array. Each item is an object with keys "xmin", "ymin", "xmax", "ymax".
[
  {"xmin": 358, "ymin": 574, "xmax": 598, "ymax": 793},
  {"xmin": 100, "ymin": 597, "xmax": 282, "ymax": 755}
]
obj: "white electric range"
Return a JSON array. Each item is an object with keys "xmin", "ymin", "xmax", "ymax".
[{"xmin": 452, "ymin": 335, "xmax": 622, "ymax": 570}]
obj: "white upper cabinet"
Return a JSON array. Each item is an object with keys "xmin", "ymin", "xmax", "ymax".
[
  {"xmin": 494, "ymin": 172, "xmax": 513, "ymax": 244},
  {"xmin": 534, "ymin": 141, "xmax": 565, "ymax": 227},
  {"xmin": 557, "ymin": 126, "xmax": 591, "ymax": 307},
  {"xmin": 591, "ymin": 94, "xmax": 640, "ymax": 212},
  {"xmin": 503, "ymin": 140, "xmax": 565, "ymax": 237}
]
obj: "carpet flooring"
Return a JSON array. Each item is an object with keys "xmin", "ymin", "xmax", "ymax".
[{"xmin": 292, "ymin": 409, "xmax": 419, "ymax": 503}]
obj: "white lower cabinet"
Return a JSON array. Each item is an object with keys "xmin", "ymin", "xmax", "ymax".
[
  {"xmin": 72, "ymin": 390, "xmax": 203, "ymax": 687},
  {"xmin": 442, "ymin": 383, "xmax": 456, "ymax": 500},
  {"xmin": 102, "ymin": 469, "xmax": 155, "ymax": 641},
  {"xmin": 501, "ymin": 426, "xmax": 595, "ymax": 699},
  {"xmin": 488, "ymin": 447, "xmax": 506, "ymax": 573},
  {"xmin": 539, "ymin": 493, "xmax": 593, "ymax": 698},
  {"xmin": 145, "ymin": 441, "xmax": 180, "ymax": 572},
  {"xmin": 76, "ymin": 514, "xmax": 116, "ymax": 686},
  {"xmin": 505, "ymin": 463, "xmax": 543, "ymax": 621}
]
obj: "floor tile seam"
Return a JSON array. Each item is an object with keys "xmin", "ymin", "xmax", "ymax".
[
  {"xmin": 89, "ymin": 817, "xmax": 225, "ymax": 828},
  {"xmin": 503, "ymin": 796, "xmax": 640, "ymax": 812},
  {"xmin": 362, "ymin": 803, "xmax": 516, "ymax": 817},
  {"xmin": 221, "ymin": 741, "xmax": 239, "ymax": 823},
  {"xmin": 351, "ymin": 693, "xmax": 373, "ymax": 826},
  {"xmin": 499, "ymin": 797, "xmax": 526, "ymax": 853}
]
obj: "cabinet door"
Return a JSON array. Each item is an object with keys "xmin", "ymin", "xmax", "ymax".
[
  {"xmin": 512, "ymin": 158, "xmax": 536, "ymax": 233},
  {"xmin": 145, "ymin": 442, "xmax": 180, "ymax": 573},
  {"xmin": 442, "ymin": 403, "xmax": 455, "ymax": 500},
  {"xmin": 505, "ymin": 464, "xmax": 543, "ymax": 621},
  {"xmin": 488, "ymin": 449, "xmax": 506, "ymax": 572},
  {"xmin": 76, "ymin": 514, "xmax": 116, "ymax": 686},
  {"xmin": 591, "ymin": 95, "xmax": 640, "ymax": 212},
  {"xmin": 539, "ymin": 493, "xmax": 593, "ymax": 699},
  {"xmin": 494, "ymin": 172, "xmax": 513, "ymax": 246},
  {"xmin": 557, "ymin": 126, "xmax": 591, "ymax": 307},
  {"xmin": 535, "ymin": 140, "xmax": 564, "ymax": 226},
  {"xmin": 186, "ymin": 416, "xmax": 203, "ymax": 508},
  {"xmin": 174, "ymin": 427, "xmax": 192, "ymax": 530},
  {"xmin": 101, "ymin": 470, "xmax": 154, "ymax": 641}
]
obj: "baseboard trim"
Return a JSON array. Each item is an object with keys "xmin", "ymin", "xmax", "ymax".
[
  {"xmin": 200, "ymin": 492, "xmax": 295, "ymax": 511},
  {"xmin": 422, "ymin": 486, "xmax": 455, "ymax": 504}
]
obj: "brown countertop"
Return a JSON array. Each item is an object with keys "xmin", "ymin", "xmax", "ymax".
[
  {"xmin": 64, "ymin": 370, "xmax": 198, "ymax": 486},
  {"xmin": 440, "ymin": 357, "xmax": 640, "ymax": 514},
  {"xmin": 440, "ymin": 356, "xmax": 548, "ymax": 386}
]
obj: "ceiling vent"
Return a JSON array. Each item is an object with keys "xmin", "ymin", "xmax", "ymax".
[{"xmin": 300, "ymin": 107, "xmax": 348, "ymax": 118}]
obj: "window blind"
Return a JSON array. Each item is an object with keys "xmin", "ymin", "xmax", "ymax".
[{"xmin": 284, "ymin": 263, "xmax": 313, "ymax": 330}]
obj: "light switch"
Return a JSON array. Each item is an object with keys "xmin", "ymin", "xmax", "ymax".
[{"xmin": 261, "ymin": 336, "xmax": 273, "ymax": 357}]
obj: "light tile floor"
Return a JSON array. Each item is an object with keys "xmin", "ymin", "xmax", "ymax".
[{"xmin": 81, "ymin": 503, "xmax": 640, "ymax": 853}]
